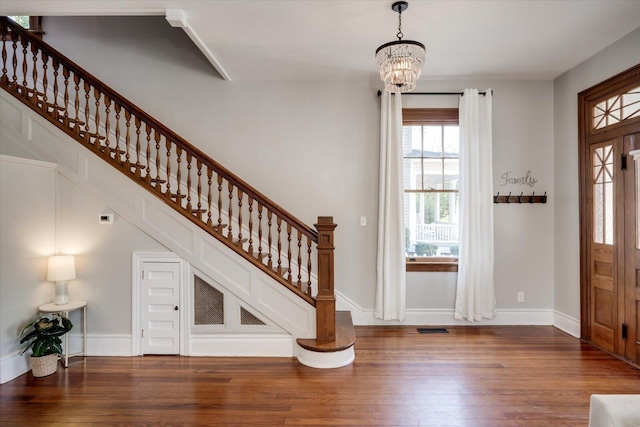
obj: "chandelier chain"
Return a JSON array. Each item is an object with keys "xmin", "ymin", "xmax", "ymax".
[{"xmin": 396, "ymin": 8, "xmax": 403, "ymax": 40}]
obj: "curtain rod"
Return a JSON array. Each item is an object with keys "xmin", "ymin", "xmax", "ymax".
[{"xmin": 376, "ymin": 90, "xmax": 490, "ymax": 97}]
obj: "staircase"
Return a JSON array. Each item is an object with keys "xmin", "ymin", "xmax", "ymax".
[{"xmin": 0, "ymin": 17, "xmax": 354, "ymax": 368}]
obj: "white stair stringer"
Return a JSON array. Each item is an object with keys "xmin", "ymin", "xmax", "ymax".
[{"xmin": 0, "ymin": 90, "xmax": 316, "ymax": 358}]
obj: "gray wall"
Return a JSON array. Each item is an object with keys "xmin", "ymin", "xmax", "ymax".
[
  {"xmin": 41, "ymin": 16, "xmax": 557, "ymax": 315},
  {"xmin": 0, "ymin": 152, "xmax": 168, "ymax": 354},
  {"xmin": 30, "ymin": 16, "xmax": 640, "ymax": 323},
  {"xmin": 553, "ymin": 28, "xmax": 640, "ymax": 320},
  {"xmin": 0, "ymin": 157, "xmax": 56, "ymax": 360},
  {"xmin": 55, "ymin": 176, "xmax": 168, "ymax": 334}
]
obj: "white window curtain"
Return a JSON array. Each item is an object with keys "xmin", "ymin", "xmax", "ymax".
[
  {"xmin": 375, "ymin": 91, "xmax": 406, "ymax": 321},
  {"xmin": 454, "ymin": 88, "xmax": 496, "ymax": 322}
]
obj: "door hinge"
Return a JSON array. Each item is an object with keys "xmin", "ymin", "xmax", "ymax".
[
  {"xmin": 621, "ymin": 154, "xmax": 627, "ymax": 170},
  {"xmin": 141, "ymin": 329, "xmax": 144, "ymax": 338},
  {"xmin": 621, "ymin": 323, "xmax": 627, "ymax": 340}
]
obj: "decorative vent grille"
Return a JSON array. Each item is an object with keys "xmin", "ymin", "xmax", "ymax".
[
  {"xmin": 593, "ymin": 86, "xmax": 640, "ymax": 130},
  {"xmin": 240, "ymin": 307, "xmax": 265, "ymax": 325},
  {"xmin": 194, "ymin": 275, "xmax": 223, "ymax": 325}
]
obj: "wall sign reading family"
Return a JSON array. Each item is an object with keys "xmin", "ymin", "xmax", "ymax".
[{"xmin": 499, "ymin": 170, "xmax": 538, "ymax": 187}]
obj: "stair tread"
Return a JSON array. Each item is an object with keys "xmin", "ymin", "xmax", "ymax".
[{"xmin": 296, "ymin": 311, "xmax": 356, "ymax": 353}]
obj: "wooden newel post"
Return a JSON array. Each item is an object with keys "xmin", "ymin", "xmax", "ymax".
[{"xmin": 315, "ymin": 216, "xmax": 337, "ymax": 343}]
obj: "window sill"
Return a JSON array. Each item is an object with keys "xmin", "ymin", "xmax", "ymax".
[{"xmin": 406, "ymin": 258, "xmax": 458, "ymax": 272}]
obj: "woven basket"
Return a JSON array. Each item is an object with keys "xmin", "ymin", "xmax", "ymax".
[{"xmin": 30, "ymin": 354, "xmax": 58, "ymax": 377}]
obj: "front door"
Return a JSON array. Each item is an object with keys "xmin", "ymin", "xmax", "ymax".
[
  {"xmin": 141, "ymin": 261, "xmax": 181, "ymax": 355},
  {"xmin": 580, "ymin": 65, "xmax": 640, "ymax": 364},
  {"xmin": 623, "ymin": 138, "xmax": 639, "ymax": 364}
]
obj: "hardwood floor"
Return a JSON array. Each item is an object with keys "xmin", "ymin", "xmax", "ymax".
[{"xmin": 1, "ymin": 326, "xmax": 639, "ymax": 426}]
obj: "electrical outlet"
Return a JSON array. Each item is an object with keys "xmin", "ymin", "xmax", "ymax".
[
  {"xmin": 360, "ymin": 216, "xmax": 367, "ymax": 226},
  {"xmin": 517, "ymin": 292, "xmax": 525, "ymax": 303}
]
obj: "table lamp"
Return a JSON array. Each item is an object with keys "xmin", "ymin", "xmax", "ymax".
[{"xmin": 47, "ymin": 255, "xmax": 76, "ymax": 305}]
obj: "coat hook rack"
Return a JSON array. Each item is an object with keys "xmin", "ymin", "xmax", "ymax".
[{"xmin": 493, "ymin": 191, "xmax": 547, "ymax": 204}]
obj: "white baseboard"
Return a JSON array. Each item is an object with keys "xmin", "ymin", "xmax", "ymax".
[
  {"xmin": 553, "ymin": 310, "xmax": 580, "ymax": 337},
  {"xmin": 1, "ymin": 351, "xmax": 30, "ymax": 384},
  {"xmin": 189, "ymin": 334, "xmax": 293, "ymax": 357},
  {"xmin": 337, "ymin": 291, "xmax": 554, "ymax": 325}
]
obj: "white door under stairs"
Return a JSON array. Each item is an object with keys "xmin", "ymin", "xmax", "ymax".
[{"xmin": 141, "ymin": 262, "xmax": 181, "ymax": 355}]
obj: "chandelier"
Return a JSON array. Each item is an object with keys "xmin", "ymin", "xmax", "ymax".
[{"xmin": 375, "ymin": 1, "xmax": 425, "ymax": 93}]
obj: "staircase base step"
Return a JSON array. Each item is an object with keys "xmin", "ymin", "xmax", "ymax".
[
  {"xmin": 296, "ymin": 311, "xmax": 356, "ymax": 353},
  {"xmin": 296, "ymin": 312, "xmax": 356, "ymax": 369}
]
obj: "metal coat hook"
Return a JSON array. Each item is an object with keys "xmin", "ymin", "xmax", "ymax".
[{"xmin": 493, "ymin": 191, "xmax": 547, "ymax": 204}]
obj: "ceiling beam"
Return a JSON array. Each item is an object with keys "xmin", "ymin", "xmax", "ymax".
[{"xmin": 165, "ymin": 9, "xmax": 231, "ymax": 81}]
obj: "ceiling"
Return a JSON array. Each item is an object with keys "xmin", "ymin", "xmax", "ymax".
[{"xmin": 2, "ymin": 0, "xmax": 639, "ymax": 82}]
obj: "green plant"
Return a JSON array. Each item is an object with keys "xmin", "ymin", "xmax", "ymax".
[
  {"xmin": 414, "ymin": 242, "xmax": 437, "ymax": 257},
  {"xmin": 19, "ymin": 316, "xmax": 73, "ymax": 357}
]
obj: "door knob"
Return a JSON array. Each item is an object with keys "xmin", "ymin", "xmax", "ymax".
[{"xmin": 174, "ymin": 306, "xmax": 179, "ymax": 311}]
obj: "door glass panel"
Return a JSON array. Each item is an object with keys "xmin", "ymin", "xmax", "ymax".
[{"xmin": 593, "ymin": 144, "xmax": 614, "ymax": 245}]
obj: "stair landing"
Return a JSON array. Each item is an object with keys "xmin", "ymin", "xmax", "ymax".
[{"xmin": 297, "ymin": 311, "xmax": 356, "ymax": 353}]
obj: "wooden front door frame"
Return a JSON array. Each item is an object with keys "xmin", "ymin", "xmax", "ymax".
[{"xmin": 579, "ymin": 63, "xmax": 640, "ymax": 341}]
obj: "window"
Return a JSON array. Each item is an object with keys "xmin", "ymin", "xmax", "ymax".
[
  {"xmin": 8, "ymin": 16, "xmax": 30, "ymax": 29},
  {"xmin": 403, "ymin": 109, "xmax": 459, "ymax": 272},
  {"xmin": 7, "ymin": 16, "xmax": 44, "ymax": 38}
]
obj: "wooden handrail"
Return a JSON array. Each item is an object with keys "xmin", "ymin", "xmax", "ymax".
[
  {"xmin": 0, "ymin": 16, "xmax": 338, "ymax": 329},
  {"xmin": 0, "ymin": 17, "xmax": 317, "ymax": 241}
]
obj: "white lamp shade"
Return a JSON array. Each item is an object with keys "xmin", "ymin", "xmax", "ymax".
[{"xmin": 47, "ymin": 255, "xmax": 76, "ymax": 281}]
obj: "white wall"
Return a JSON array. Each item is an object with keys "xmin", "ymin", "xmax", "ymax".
[
  {"xmin": 553, "ymin": 28, "xmax": 640, "ymax": 321},
  {"xmin": 42, "ymin": 16, "xmax": 557, "ymax": 320},
  {"xmin": 0, "ymin": 156, "xmax": 56, "ymax": 380},
  {"xmin": 55, "ymin": 176, "xmax": 168, "ymax": 334}
]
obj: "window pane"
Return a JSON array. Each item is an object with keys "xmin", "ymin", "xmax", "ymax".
[
  {"xmin": 443, "ymin": 126, "xmax": 459, "ymax": 156},
  {"xmin": 604, "ymin": 181, "xmax": 613, "ymax": 245},
  {"xmin": 404, "ymin": 192, "xmax": 459, "ymax": 258},
  {"xmin": 423, "ymin": 159, "xmax": 443, "ymax": 189},
  {"xmin": 403, "ymin": 158, "xmax": 422, "ymax": 190},
  {"xmin": 403, "ymin": 126, "xmax": 421, "ymax": 157},
  {"xmin": 621, "ymin": 86, "xmax": 640, "ymax": 121},
  {"xmin": 592, "ymin": 144, "xmax": 613, "ymax": 245},
  {"xmin": 422, "ymin": 126, "xmax": 442, "ymax": 156},
  {"xmin": 9, "ymin": 16, "xmax": 30, "ymax": 29},
  {"xmin": 593, "ymin": 86, "xmax": 640, "ymax": 130},
  {"xmin": 594, "ymin": 184, "xmax": 604, "ymax": 244},
  {"xmin": 443, "ymin": 159, "xmax": 459, "ymax": 190}
]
